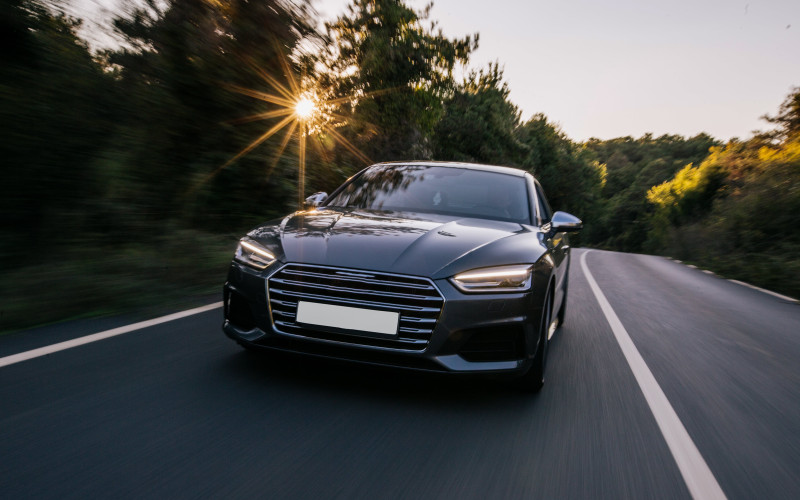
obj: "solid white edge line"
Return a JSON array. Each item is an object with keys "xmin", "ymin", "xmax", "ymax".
[
  {"xmin": 0, "ymin": 302, "xmax": 223, "ymax": 369},
  {"xmin": 728, "ymin": 279, "xmax": 798, "ymax": 303},
  {"xmin": 667, "ymin": 256, "xmax": 797, "ymax": 303},
  {"xmin": 580, "ymin": 250, "xmax": 726, "ymax": 500}
]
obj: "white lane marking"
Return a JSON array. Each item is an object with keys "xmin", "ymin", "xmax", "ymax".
[
  {"xmin": 670, "ymin": 256, "xmax": 797, "ymax": 303},
  {"xmin": 580, "ymin": 250, "xmax": 726, "ymax": 500},
  {"xmin": 728, "ymin": 279, "xmax": 798, "ymax": 303},
  {"xmin": 0, "ymin": 302, "xmax": 223, "ymax": 369}
]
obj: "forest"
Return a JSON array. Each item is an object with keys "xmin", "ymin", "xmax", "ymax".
[{"xmin": 1, "ymin": 0, "xmax": 798, "ymax": 331}]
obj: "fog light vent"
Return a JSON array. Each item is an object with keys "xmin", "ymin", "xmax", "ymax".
[
  {"xmin": 458, "ymin": 326, "xmax": 525, "ymax": 362},
  {"xmin": 227, "ymin": 291, "xmax": 256, "ymax": 331}
]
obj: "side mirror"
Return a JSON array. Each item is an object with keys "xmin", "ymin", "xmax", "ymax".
[
  {"xmin": 304, "ymin": 192, "xmax": 328, "ymax": 209},
  {"xmin": 550, "ymin": 211, "xmax": 582, "ymax": 233}
]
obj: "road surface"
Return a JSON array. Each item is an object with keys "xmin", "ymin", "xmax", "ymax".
[{"xmin": 1, "ymin": 249, "xmax": 798, "ymax": 499}]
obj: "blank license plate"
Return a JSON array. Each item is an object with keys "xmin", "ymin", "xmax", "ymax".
[{"xmin": 295, "ymin": 301, "xmax": 399, "ymax": 336}]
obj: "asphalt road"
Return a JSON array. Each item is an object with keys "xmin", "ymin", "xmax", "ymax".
[{"xmin": 1, "ymin": 249, "xmax": 798, "ymax": 499}]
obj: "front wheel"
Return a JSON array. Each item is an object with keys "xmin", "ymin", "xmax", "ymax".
[{"xmin": 514, "ymin": 289, "xmax": 553, "ymax": 393}]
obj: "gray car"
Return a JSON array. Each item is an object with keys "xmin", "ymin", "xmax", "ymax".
[{"xmin": 223, "ymin": 161, "xmax": 582, "ymax": 391}]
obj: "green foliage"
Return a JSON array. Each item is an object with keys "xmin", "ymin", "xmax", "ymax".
[
  {"xmin": 516, "ymin": 115, "xmax": 605, "ymax": 224},
  {"xmin": 639, "ymin": 89, "xmax": 800, "ymax": 297},
  {"xmin": 647, "ymin": 155, "xmax": 726, "ymax": 223},
  {"xmin": 1, "ymin": 1, "xmax": 118, "ymax": 250},
  {"xmin": 320, "ymin": 0, "xmax": 477, "ymax": 160},
  {"xmin": 761, "ymin": 86, "xmax": 800, "ymax": 141},
  {"xmin": 1, "ymin": 0, "xmax": 320, "ymax": 330},
  {"xmin": 1, "ymin": 0, "xmax": 36, "ymax": 64},
  {"xmin": 586, "ymin": 133, "xmax": 718, "ymax": 197},
  {"xmin": 433, "ymin": 63, "xmax": 524, "ymax": 165},
  {"xmin": 107, "ymin": 0, "xmax": 318, "ymax": 230},
  {"xmin": 0, "ymin": 228, "xmax": 236, "ymax": 332},
  {"xmin": 583, "ymin": 133, "xmax": 720, "ymax": 250}
]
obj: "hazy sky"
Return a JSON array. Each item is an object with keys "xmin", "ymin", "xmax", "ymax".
[
  {"xmin": 74, "ymin": 0, "xmax": 799, "ymax": 141},
  {"xmin": 318, "ymin": 0, "xmax": 799, "ymax": 141}
]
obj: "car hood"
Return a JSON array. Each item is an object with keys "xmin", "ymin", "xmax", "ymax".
[{"xmin": 247, "ymin": 209, "xmax": 546, "ymax": 279}]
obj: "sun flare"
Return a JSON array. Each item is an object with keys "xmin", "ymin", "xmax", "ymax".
[
  {"xmin": 294, "ymin": 95, "xmax": 316, "ymax": 120},
  {"xmin": 200, "ymin": 51, "xmax": 381, "ymax": 208}
]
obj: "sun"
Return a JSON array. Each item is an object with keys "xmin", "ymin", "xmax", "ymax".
[
  {"xmin": 199, "ymin": 51, "xmax": 379, "ymax": 208},
  {"xmin": 294, "ymin": 95, "xmax": 316, "ymax": 120}
]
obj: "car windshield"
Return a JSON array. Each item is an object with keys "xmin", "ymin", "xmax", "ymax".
[{"xmin": 325, "ymin": 165, "xmax": 531, "ymax": 224}]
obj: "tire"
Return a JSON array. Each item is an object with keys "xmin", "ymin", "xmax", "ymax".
[{"xmin": 515, "ymin": 287, "xmax": 553, "ymax": 393}]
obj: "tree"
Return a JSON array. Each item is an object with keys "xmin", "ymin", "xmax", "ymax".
[
  {"xmin": 0, "ymin": 1, "xmax": 117, "ymax": 250},
  {"xmin": 639, "ymin": 88, "xmax": 800, "ymax": 297},
  {"xmin": 516, "ymin": 114, "xmax": 605, "ymax": 221},
  {"xmin": 583, "ymin": 132, "xmax": 719, "ymax": 249},
  {"xmin": 646, "ymin": 154, "xmax": 726, "ymax": 224},
  {"xmin": 761, "ymin": 87, "xmax": 800, "ymax": 142},
  {"xmin": 108, "ymin": 0, "xmax": 319, "ymax": 229},
  {"xmin": 320, "ymin": 0, "xmax": 477, "ymax": 161},
  {"xmin": 433, "ymin": 62, "xmax": 525, "ymax": 165}
]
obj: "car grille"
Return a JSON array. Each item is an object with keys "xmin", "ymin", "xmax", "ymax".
[{"xmin": 267, "ymin": 264, "xmax": 444, "ymax": 351}]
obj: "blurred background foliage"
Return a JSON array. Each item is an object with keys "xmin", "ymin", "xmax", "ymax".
[{"xmin": 1, "ymin": 0, "xmax": 798, "ymax": 331}]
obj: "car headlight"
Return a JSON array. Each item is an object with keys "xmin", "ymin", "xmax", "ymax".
[
  {"xmin": 450, "ymin": 264, "xmax": 533, "ymax": 293},
  {"xmin": 234, "ymin": 238, "xmax": 276, "ymax": 270}
]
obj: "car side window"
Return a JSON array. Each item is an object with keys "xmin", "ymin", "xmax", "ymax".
[{"xmin": 535, "ymin": 182, "xmax": 552, "ymax": 224}]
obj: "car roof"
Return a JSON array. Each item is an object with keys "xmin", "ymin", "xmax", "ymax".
[{"xmin": 373, "ymin": 161, "xmax": 529, "ymax": 178}]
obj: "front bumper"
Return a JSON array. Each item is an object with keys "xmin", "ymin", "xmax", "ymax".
[{"xmin": 222, "ymin": 261, "xmax": 545, "ymax": 375}]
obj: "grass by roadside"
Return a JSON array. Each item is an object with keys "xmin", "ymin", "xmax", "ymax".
[{"xmin": 0, "ymin": 229, "xmax": 237, "ymax": 335}]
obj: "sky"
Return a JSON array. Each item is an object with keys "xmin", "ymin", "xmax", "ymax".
[
  {"xmin": 317, "ymin": 0, "xmax": 800, "ymax": 141},
  {"xmin": 73, "ymin": 0, "xmax": 800, "ymax": 142}
]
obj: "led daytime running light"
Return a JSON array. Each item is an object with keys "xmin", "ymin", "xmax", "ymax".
[
  {"xmin": 451, "ymin": 264, "xmax": 533, "ymax": 293},
  {"xmin": 240, "ymin": 240, "xmax": 275, "ymax": 261},
  {"xmin": 454, "ymin": 269, "xmax": 529, "ymax": 281},
  {"xmin": 235, "ymin": 238, "xmax": 276, "ymax": 269}
]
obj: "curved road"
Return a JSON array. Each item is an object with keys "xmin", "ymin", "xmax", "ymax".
[{"xmin": 1, "ymin": 249, "xmax": 798, "ymax": 499}]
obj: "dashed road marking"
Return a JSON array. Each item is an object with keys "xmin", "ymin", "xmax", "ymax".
[{"xmin": 665, "ymin": 256, "xmax": 797, "ymax": 303}]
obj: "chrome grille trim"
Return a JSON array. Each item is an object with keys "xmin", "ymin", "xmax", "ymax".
[
  {"xmin": 269, "ymin": 288, "xmax": 441, "ymax": 313},
  {"xmin": 267, "ymin": 263, "xmax": 445, "ymax": 351},
  {"xmin": 269, "ymin": 277, "xmax": 443, "ymax": 302},
  {"xmin": 279, "ymin": 268, "xmax": 437, "ymax": 290}
]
